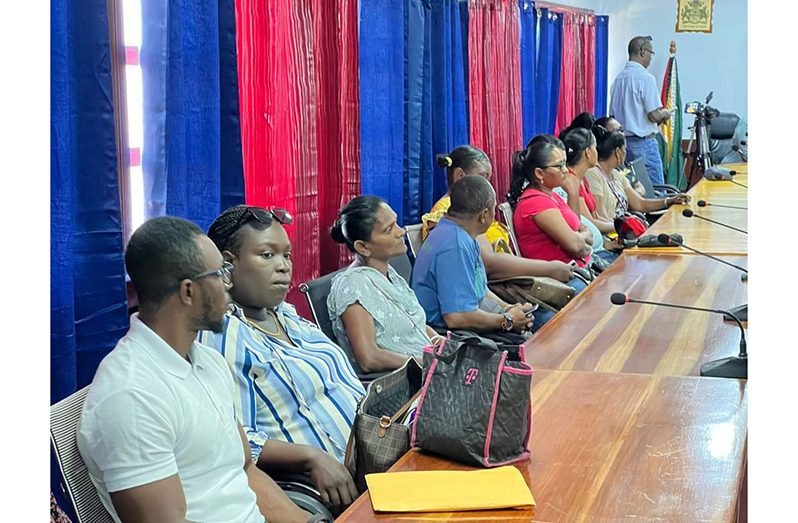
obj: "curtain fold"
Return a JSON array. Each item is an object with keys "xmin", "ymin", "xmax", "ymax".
[
  {"xmin": 219, "ymin": 0, "xmax": 247, "ymax": 211},
  {"xmin": 51, "ymin": 0, "xmax": 129, "ymax": 404},
  {"xmin": 468, "ymin": 0, "xmax": 523, "ymax": 204},
  {"xmin": 236, "ymin": 0, "xmax": 361, "ymax": 314},
  {"xmin": 519, "ymin": 0, "xmax": 538, "ymax": 143},
  {"xmin": 141, "ymin": 0, "xmax": 233, "ymax": 232},
  {"xmin": 431, "ymin": 0, "xmax": 470, "ymax": 202},
  {"xmin": 535, "ymin": 8, "xmax": 562, "ymax": 135},
  {"xmin": 594, "ymin": 15, "xmax": 609, "ymax": 116},
  {"xmin": 359, "ymin": 0, "xmax": 405, "ymax": 220},
  {"xmin": 556, "ymin": 12, "xmax": 595, "ymax": 133},
  {"xmin": 404, "ymin": 0, "xmax": 432, "ymax": 225},
  {"xmin": 555, "ymin": 12, "xmax": 576, "ymax": 135}
]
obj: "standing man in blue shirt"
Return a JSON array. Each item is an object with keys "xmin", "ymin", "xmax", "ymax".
[
  {"xmin": 610, "ymin": 36, "xmax": 676, "ymax": 185},
  {"xmin": 411, "ymin": 175, "xmax": 534, "ymax": 335}
]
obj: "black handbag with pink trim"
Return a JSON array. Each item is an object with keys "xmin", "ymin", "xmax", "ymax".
[{"xmin": 410, "ymin": 333, "xmax": 533, "ymax": 467}]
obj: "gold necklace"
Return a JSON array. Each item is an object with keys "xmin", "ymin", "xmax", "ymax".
[{"xmin": 247, "ymin": 311, "xmax": 281, "ymax": 336}]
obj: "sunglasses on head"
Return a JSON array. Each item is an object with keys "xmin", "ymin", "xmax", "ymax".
[{"xmin": 233, "ymin": 207, "xmax": 293, "ymax": 231}]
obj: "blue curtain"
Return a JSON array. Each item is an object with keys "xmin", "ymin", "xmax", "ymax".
[
  {"xmin": 594, "ymin": 15, "xmax": 609, "ymax": 117},
  {"xmin": 519, "ymin": 1, "xmax": 537, "ymax": 143},
  {"xmin": 141, "ymin": 0, "xmax": 244, "ymax": 232},
  {"xmin": 535, "ymin": 8, "xmax": 562, "ymax": 135},
  {"xmin": 361, "ymin": 0, "xmax": 468, "ymax": 225},
  {"xmin": 430, "ymin": 0, "xmax": 469, "ymax": 207},
  {"xmin": 359, "ymin": 0, "xmax": 406, "ymax": 221},
  {"xmin": 218, "ymin": 0, "xmax": 247, "ymax": 211},
  {"xmin": 404, "ymin": 0, "xmax": 432, "ymax": 226},
  {"xmin": 51, "ymin": 0, "xmax": 130, "ymax": 513},
  {"xmin": 51, "ymin": 0, "xmax": 130, "ymax": 404}
]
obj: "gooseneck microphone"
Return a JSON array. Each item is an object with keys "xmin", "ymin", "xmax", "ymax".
[
  {"xmin": 703, "ymin": 168, "xmax": 748, "ymax": 188},
  {"xmin": 656, "ymin": 234, "xmax": 748, "ymax": 273},
  {"xmin": 610, "ymin": 293, "xmax": 747, "ymax": 379},
  {"xmin": 682, "ymin": 209, "xmax": 747, "ymax": 234},
  {"xmin": 696, "ymin": 200, "xmax": 747, "ymax": 211}
]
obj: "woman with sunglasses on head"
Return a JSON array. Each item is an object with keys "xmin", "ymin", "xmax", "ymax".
[
  {"xmin": 328, "ymin": 196, "xmax": 441, "ymax": 373},
  {"xmin": 508, "ymin": 136, "xmax": 594, "ymax": 292},
  {"xmin": 200, "ymin": 205, "xmax": 364, "ymax": 513},
  {"xmin": 585, "ymin": 126, "xmax": 690, "ymax": 226}
]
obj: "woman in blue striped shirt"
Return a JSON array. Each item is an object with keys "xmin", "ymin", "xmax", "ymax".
[{"xmin": 201, "ymin": 205, "xmax": 365, "ymax": 510}]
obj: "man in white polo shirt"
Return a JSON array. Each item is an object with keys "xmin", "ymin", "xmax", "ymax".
[
  {"xmin": 610, "ymin": 35, "xmax": 676, "ymax": 186},
  {"xmin": 76, "ymin": 216, "xmax": 312, "ymax": 523}
]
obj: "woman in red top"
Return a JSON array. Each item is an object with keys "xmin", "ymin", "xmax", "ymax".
[
  {"xmin": 561, "ymin": 128, "xmax": 623, "ymax": 263},
  {"xmin": 508, "ymin": 137, "xmax": 594, "ymax": 268}
]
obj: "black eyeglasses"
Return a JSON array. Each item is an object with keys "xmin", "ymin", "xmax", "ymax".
[
  {"xmin": 192, "ymin": 261, "xmax": 234, "ymax": 286},
  {"xmin": 233, "ymin": 207, "xmax": 294, "ymax": 232},
  {"xmin": 542, "ymin": 161, "xmax": 568, "ymax": 172}
]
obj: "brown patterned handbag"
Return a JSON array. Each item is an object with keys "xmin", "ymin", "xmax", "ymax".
[{"xmin": 344, "ymin": 358, "xmax": 423, "ymax": 493}]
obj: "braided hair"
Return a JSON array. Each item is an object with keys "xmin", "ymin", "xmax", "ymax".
[{"xmin": 207, "ymin": 205, "xmax": 275, "ymax": 255}]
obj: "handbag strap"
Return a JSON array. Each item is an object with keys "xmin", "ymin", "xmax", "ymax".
[{"xmin": 343, "ymin": 388, "xmax": 423, "ymax": 472}]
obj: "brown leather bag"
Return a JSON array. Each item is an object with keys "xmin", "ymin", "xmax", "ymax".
[
  {"xmin": 488, "ymin": 276, "xmax": 576, "ymax": 313},
  {"xmin": 344, "ymin": 358, "xmax": 423, "ymax": 493}
]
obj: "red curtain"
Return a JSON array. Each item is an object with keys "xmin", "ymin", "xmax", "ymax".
[
  {"xmin": 468, "ymin": 0, "xmax": 523, "ymax": 205},
  {"xmin": 235, "ymin": 0, "xmax": 360, "ymax": 316},
  {"xmin": 556, "ymin": 12, "xmax": 596, "ymax": 135}
]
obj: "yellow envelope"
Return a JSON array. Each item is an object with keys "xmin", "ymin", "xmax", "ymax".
[{"xmin": 366, "ymin": 466, "xmax": 535, "ymax": 513}]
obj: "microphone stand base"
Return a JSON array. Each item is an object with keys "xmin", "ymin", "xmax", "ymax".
[
  {"xmin": 700, "ymin": 357, "xmax": 747, "ymax": 379},
  {"xmin": 724, "ymin": 304, "xmax": 747, "ymax": 322}
]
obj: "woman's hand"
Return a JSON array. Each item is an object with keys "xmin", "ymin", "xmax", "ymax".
[
  {"xmin": 548, "ymin": 260, "xmax": 576, "ymax": 283},
  {"xmin": 666, "ymin": 193, "xmax": 691, "ymax": 206}
]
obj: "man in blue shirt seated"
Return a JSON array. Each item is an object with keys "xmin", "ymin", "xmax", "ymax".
[
  {"xmin": 411, "ymin": 175, "xmax": 535, "ymax": 335},
  {"xmin": 200, "ymin": 205, "xmax": 365, "ymax": 512}
]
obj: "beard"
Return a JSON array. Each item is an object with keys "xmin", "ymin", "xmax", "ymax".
[{"xmin": 197, "ymin": 291, "xmax": 226, "ymax": 333}]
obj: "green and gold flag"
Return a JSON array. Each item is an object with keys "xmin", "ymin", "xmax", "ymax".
[{"xmin": 659, "ymin": 55, "xmax": 685, "ymax": 189}]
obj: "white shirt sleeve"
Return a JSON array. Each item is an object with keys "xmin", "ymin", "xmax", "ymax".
[
  {"xmin": 641, "ymin": 74, "xmax": 662, "ymax": 114},
  {"xmin": 80, "ymin": 389, "xmax": 179, "ymax": 493}
]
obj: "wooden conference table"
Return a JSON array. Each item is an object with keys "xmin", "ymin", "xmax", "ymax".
[
  {"xmin": 337, "ymin": 369, "xmax": 748, "ymax": 522},
  {"xmin": 629, "ymin": 170, "xmax": 748, "ymax": 256},
  {"xmin": 337, "ymin": 166, "xmax": 748, "ymax": 522}
]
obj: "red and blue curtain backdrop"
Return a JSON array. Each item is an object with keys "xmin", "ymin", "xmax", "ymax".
[
  {"xmin": 235, "ymin": 0, "xmax": 361, "ymax": 310},
  {"xmin": 468, "ymin": 0, "xmax": 523, "ymax": 204}
]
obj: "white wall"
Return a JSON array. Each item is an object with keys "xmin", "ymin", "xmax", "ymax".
[{"xmin": 556, "ymin": 0, "xmax": 747, "ymax": 137}]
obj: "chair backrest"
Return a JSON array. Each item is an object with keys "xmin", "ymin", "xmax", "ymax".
[
  {"xmin": 298, "ymin": 268, "xmax": 346, "ymax": 344},
  {"xmin": 50, "ymin": 387, "xmax": 114, "ymax": 523},
  {"xmin": 497, "ymin": 202, "xmax": 520, "ymax": 255},
  {"xmin": 628, "ymin": 158, "xmax": 657, "ymax": 199},
  {"xmin": 388, "ymin": 252, "xmax": 413, "ymax": 284},
  {"xmin": 709, "ymin": 112, "xmax": 743, "ymax": 165},
  {"xmin": 404, "ymin": 223, "xmax": 424, "ymax": 259}
]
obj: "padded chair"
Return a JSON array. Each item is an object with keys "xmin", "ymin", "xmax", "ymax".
[
  {"xmin": 497, "ymin": 202, "xmax": 520, "ymax": 255},
  {"xmin": 299, "ymin": 269, "xmax": 387, "ymax": 383},
  {"xmin": 404, "ymin": 223, "xmax": 424, "ymax": 260},
  {"xmin": 51, "ymin": 386, "xmax": 114, "ymax": 523},
  {"xmin": 388, "ymin": 252, "xmax": 413, "ymax": 284},
  {"xmin": 628, "ymin": 158, "xmax": 680, "ymax": 199},
  {"xmin": 51, "ymin": 387, "xmax": 332, "ymax": 522},
  {"xmin": 708, "ymin": 112, "xmax": 745, "ymax": 165}
]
